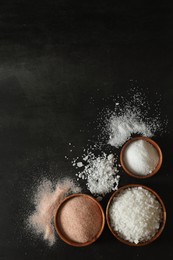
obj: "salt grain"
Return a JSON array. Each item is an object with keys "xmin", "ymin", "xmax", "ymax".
[
  {"xmin": 109, "ymin": 187, "xmax": 163, "ymax": 244},
  {"xmin": 77, "ymin": 162, "xmax": 83, "ymax": 168}
]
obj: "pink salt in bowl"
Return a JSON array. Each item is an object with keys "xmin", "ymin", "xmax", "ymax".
[
  {"xmin": 120, "ymin": 136, "xmax": 163, "ymax": 179},
  {"xmin": 54, "ymin": 193, "xmax": 105, "ymax": 247}
]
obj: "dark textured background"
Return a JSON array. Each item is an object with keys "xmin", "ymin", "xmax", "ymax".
[{"xmin": 0, "ymin": 1, "xmax": 173, "ymax": 259}]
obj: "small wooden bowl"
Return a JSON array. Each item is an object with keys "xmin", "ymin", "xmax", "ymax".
[
  {"xmin": 106, "ymin": 184, "xmax": 166, "ymax": 246},
  {"xmin": 120, "ymin": 136, "xmax": 163, "ymax": 178},
  {"xmin": 54, "ymin": 193, "xmax": 105, "ymax": 247}
]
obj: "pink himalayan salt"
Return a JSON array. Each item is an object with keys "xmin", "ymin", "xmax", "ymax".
[
  {"xmin": 58, "ymin": 196, "xmax": 102, "ymax": 243},
  {"xmin": 27, "ymin": 178, "xmax": 81, "ymax": 246}
]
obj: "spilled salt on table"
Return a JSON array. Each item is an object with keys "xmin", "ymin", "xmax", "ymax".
[
  {"xmin": 74, "ymin": 152, "xmax": 120, "ymax": 196},
  {"xmin": 104, "ymin": 89, "xmax": 166, "ymax": 148},
  {"xmin": 27, "ymin": 178, "xmax": 81, "ymax": 246}
]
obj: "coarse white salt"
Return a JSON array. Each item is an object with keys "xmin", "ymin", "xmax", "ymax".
[
  {"xmin": 83, "ymin": 155, "xmax": 88, "ymax": 161},
  {"xmin": 77, "ymin": 162, "xmax": 83, "ymax": 168},
  {"xmin": 109, "ymin": 187, "xmax": 163, "ymax": 244},
  {"xmin": 75, "ymin": 152, "xmax": 120, "ymax": 196},
  {"xmin": 123, "ymin": 139, "xmax": 159, "ymax": 176}
]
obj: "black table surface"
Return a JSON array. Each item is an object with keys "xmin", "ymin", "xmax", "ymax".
[{"xmin": 0, "ymin": 1, "xmax": 173, "ymax": 260}]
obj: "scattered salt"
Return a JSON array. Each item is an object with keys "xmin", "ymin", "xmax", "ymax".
[
  {"xmin": 109, "ymin": 187, "xmax": 163, "ymax": 244},
  {"xmin": 83, "ymin": 155, "xmax": 88, "ymax": 161},
  {"xmin": 123, "ymin": 139, "xmax": 159, "ymax": 176},
  {"xmin": 108, "ymin": 109, "xmax": 154, "ymax": 148},
  {"xmin": 77, "ymin": 162, "xmax": 83, "ymax": 168},
  {"xmin": 75, "ymin": 152, "xmax": 120, "ymax": 196},
  {"xmin": 27, "ymin": 178, "xmax": 81, "ymax": 246},
  {"xmin": 103, "ymin": 89, "xmax": 166, "ymax": 148},
  {"xmin": 96, "ymin": 196, "xmax": 103, "ymax": 202}
]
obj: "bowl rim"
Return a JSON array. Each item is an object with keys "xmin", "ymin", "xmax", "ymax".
[
  {"xmin": 106, "ymin": 184, "xmax": 167, "ymax": 246},
  {"xmin": 54, "ymin": 193, "xmax": 105, "ymax": 247},
  {"xmin": 120, "ymin": 136, "xmax": 163, "ymax": 179}
]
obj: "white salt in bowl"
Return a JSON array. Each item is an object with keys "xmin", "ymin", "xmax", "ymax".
[
  {"xmin": 54, "ymin": 193, "xmax": 105, "ymax": 247},
  {"xmin": 106, "ymin": 184, "xmax": 166, "ymax": 246},
  {"xmin": 120, "ymin": 136, "xmax": 163, "ymax": 178}
]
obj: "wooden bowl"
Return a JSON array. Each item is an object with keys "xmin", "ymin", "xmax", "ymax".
[
  {"xmin": 120, "ymin": 136, "xmax": 163, "ymax": 178},
  {"xmin": 54, "ymin": 193, "xmax": 105, "ymax": 247},
  {"xmin": 106, "ymin": 184, "xmax": 166, "ymax": 246}
]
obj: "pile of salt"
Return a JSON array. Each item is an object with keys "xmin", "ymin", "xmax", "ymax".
[
  {"xmin": 123, "ymin": 139, "xmax": 159, "ymax": 176},
  {"xmin": 75, "ymin": 153, "xmax": 120, "ymax": 196},
  {"xmin": 109, "ymin": 187, "xmax": 163, "ymax": 244},
  {"xmin": 57, "ymin": 196, "xmax": 102, "ymax": 243}
]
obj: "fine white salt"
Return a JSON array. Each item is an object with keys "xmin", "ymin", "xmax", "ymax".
[
  {"xmin": 75, "ymin": 152, "xmax": 120, "ymax": 196},
  {"xmin": 109, "ymin": 187, "xmax": 163, "ymax": 244},
  {"xmin": 123, "ymin": 139, "xmax": 159, "ymax": 175},
  {"xmin": 108, "ymin": 109, "xmax": 154, "ymax": 148},
  {"xmin": 104, "ymin": 89, "xmax": 166, "ymax": 148},
  {"xmin": 27, "ymin": 178, "xmax": 81, "ymax": 246}
]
